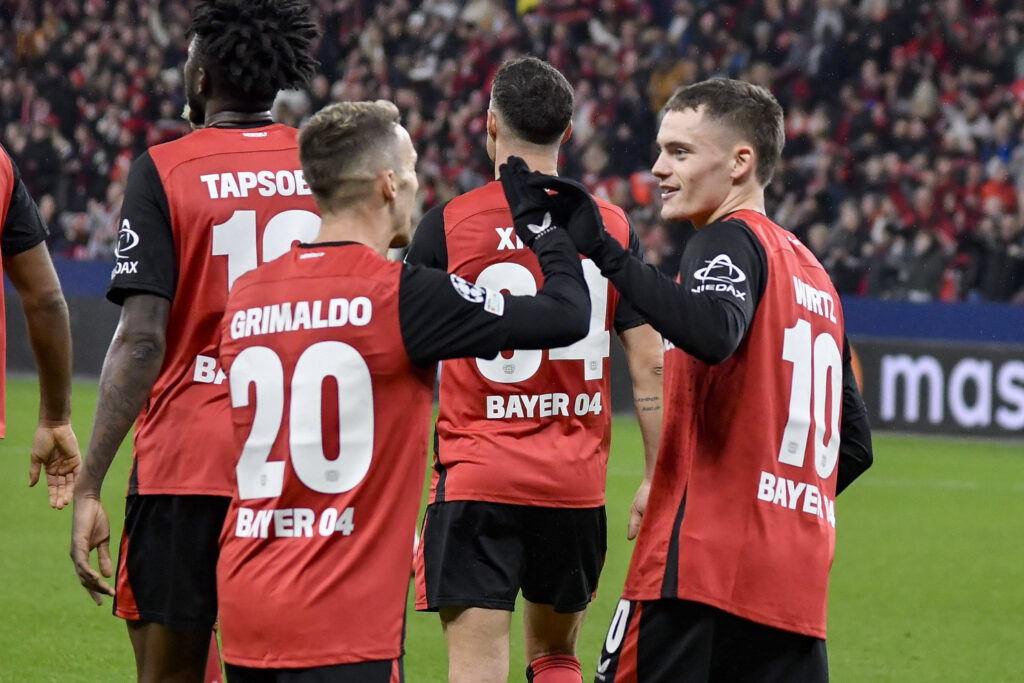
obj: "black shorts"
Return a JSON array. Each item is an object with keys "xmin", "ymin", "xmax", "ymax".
[
  {"xmin": 113, "ymin": 494, "xmax": 230, "ymax": 630},
  {"xmin": 596, "ymin": 598, "xmax": 828, "ymax": 683},
  {"xmin": 225, "ymin": 659, "xmax": 402, "ymax": 683},
  {"xmin": 417, "ymin": 500, "xmax": 606, "ymax": 614}
]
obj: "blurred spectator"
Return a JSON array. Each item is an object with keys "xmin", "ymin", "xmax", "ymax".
[{"xmin": 1, "ymin": 0, "xmax": 1023, "ymax": 305}]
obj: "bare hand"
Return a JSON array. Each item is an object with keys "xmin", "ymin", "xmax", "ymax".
[
  {"xmin": 28, "ymin": 422, "xmax": 82, "ymax": 509},
  {"xmin": 70, "ymin": 494, "xmax": 116, "ymax": 605},
  {"xmin": 627, "ymin": 479, "xmax": 651, "ymax": 541}
]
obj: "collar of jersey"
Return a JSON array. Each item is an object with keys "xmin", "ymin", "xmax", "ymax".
[{"xmin": 297, "ymin": 240, "xmax": 364, "ymax": 249}]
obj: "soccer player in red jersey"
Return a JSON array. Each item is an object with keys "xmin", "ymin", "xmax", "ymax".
[
  {"xmin": 69, "ymin": 2, "xmax": 319, "ymax": 679},
  {"xmin": 0, "ymin": 144, "xmax": 79, "ymax": 508},
  {"xmin": 529, "ymin": 79, "xmax": 874, "ymax": 682},
  {"xmin": 405, "ymin": 57, "xmax": 664, "ymax": 683},
  {"xmin": 216, "ymin": 101, "xmax": 591, "ymax": 682}
]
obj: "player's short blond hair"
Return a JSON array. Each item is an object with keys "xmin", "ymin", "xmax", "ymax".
[{"xmin": 298, "ymin": 100, "xmax": 402, "ymax": 213}]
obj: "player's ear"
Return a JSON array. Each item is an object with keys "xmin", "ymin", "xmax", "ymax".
[
  {"xmin": 195, "ymin": 66, "xmax": 210, "ymax": 97},
  {"xmin": 560, "ymin": 120, "xmax": 573, "ymax": 145},
  {"xmin": 381, "ymin": 169, "xmax": 398, "ymax": 201},
  {"xmin": 731, "ymin": 143, "xmax": 755, "ymax": 183},
  {"xmin": 486, "ymin": 110, "xmax": 499, "ymax": 142}
]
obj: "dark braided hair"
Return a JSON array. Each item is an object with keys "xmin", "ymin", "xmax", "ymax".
[{"xmin": 189, "ymin": 0, "xmax": 319, "ymax": 104}]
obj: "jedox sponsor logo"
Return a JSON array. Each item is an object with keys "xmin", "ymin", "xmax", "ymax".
[{"xmin": 691, "ymin": 253, "xmax": 747, "ymax": 300}]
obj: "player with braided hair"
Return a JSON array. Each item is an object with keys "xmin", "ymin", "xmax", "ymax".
[{"xmin": 70, "ymin": 1, "xmax": 320, "ymax": 680}]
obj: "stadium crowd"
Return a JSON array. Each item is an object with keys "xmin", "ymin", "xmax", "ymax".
[{"xmin": 2, "ymin": 0, "xmax": 1024, "ymax": 302}]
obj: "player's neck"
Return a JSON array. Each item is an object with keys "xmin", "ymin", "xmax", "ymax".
[
  {"xmin": 700, "ymin": 186, "xmax": 766, "ymax": 229},
  {"xmin": 203, "ymin": 102, "xmax": 273, "ymax": 128},
  {"xmin": 312, "ymin": 209, "xmax": 393, "ymax": 257},
  {"xmin": 493, "ymin": 147, "xmax": 559, "ymax": 177}
]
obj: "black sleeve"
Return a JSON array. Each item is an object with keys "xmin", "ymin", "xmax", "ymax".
[
  {"xmin": 597, "ymin": 218, "xmax": 768, "ymax": 364},
  {"xmin": 107, "ymin": 151, "xmax": 176, "ymax": 305},
  {"xmin": 836, "ymin": 335, "xmax": 873, "ymax": 494},
  {"xmin": 1, "ymin": 155, "xmax": 49, "ymax": 257},
  {"xmin": 399, "ymin": 228, "xmax": 589, "ymax": 367},
  {"xmin": 404, "ymin": 201, "xmax": 448, "ymax": 269},
  {"xmin": 611, "ymin": 217, "xmax": 647, "ymax": 333}
]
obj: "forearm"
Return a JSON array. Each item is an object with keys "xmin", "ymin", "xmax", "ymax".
[
  {"xmin": 78, "ymin": 328, "xmax": 165, "ymax": 495},
  {"xmin": 504, "ymin": 230, "xmax": 590, "ymax": 349},
  {"xmin": 22, "ymin": 289, "xmax": 73, "ymax": 422},
  {"xmin": 595, "ymin": 240, "xmax": 747, "ymax": 364},
  {"xmin": 621, "ymin": 325, "xmax": 663, "ymax": 479}
]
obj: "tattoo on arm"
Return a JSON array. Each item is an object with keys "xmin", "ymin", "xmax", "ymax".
[
  {"xmin": 635, "ymin": 395, "xmax": 663, "ymax": 412},
  {"xmin": 80, "ymin": 296, "xmax": 169, "ymax": 493}
]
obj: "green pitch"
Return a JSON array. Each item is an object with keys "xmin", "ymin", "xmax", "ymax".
[{"xmin": 0, "ymin": 377, "xmax": 1022, "ymax": 682}]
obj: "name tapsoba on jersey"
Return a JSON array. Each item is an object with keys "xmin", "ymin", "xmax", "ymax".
[{"xmin": 107, "ymin": 124, "xmax": 320, "ymax": 497}]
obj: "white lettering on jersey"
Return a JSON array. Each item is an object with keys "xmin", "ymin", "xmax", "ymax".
[
  {"xmin": 496, "ymin": 226, "xmax": 525, "ymax": 251},
  {"xmin": 235, "ymin": 506, "xmax": 356, "ymax": 538},
  {"xmin": 756, "ymin": 470, "xmax": 835, "ymax": 528},
  {"xmin": 792, "ymin": 276, "xmax": 838, "ymax": 323},
  {"xmin": 193, "ymin": 354, "xmax": 227, "ymax": 384},
  {"xmin": 229, "ymin": 297, "xmax": 373, "ymax": 339},
  {"xmin": 485, "ymin": 392, "xmax": 601, "ymax": 419},
  {"xmin": 691, "ymin": 253, "xmax": 748, "ymax": 300},
  {"xmin": 199, "ymin": 170, "xmax": 312, "ymax": 200}
]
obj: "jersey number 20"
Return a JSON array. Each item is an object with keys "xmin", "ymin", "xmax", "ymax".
[{"xmin": 229, "ymin": 341, "xmax": 373, "ymax": 500}]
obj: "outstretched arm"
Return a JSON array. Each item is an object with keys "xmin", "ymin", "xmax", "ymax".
[
  {"xmin": 4, "ymin": 242, "xmax": 79, "ymax": 509},
  {"xmin": 618, "ymin": 323, "xmax": 663, "ymax": 539},
  {"xmin": 71, "ymin": 293, "xmax": 169, "ymax": 604}
]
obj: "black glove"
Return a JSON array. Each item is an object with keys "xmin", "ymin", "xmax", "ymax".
[
  {"xmin": 498, "ymin": 156, "xmax": 562, "ymax": 248},
  {"xmin": 523, "ymin": 172, "xmax": 609, "ymax": 260}
]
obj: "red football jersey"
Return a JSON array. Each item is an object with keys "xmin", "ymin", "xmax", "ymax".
[
  {"xmin": 113, "ymin": 124, "xmax": 320, "ymax": 496},
  {"xmin": 430, "ymin": 181, "xmax": 632, "ymax": 507},
  {"xmin": 217, "ymin": 244, "xmax": 434, "ymax": 668},
  {"xmin": 624, "ymin": 210, "xmax": 845, "ymax": 639}
]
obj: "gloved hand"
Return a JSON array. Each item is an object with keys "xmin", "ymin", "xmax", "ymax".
[
  {"xmin": 522, "ymin": 172, "xmax": 609, "ymax": 260},
  {"xmin": 498, "ymin": 156, "xmax": 562, "ymax": 248}
]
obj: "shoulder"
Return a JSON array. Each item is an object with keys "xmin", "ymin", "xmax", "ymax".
[
  {"xmin": 593, "ymin": 196, "xmax": 631, "ymax": 241},
  {"xmin": 443, "ymin": 182, "xmax": 507, "ymax": 226}
]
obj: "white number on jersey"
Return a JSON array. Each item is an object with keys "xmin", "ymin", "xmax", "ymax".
[
  {"xmin": 230, "ymin": 341, "xmax": 374, "ymax": 500},
  {"xmin": 474, "ymin": 259, "xmax": 611, "ymax": 383},
  {"xmin": 778, "ymin": 318, "xmax": 842, "ymax": 478},
  {"xmin": 212, "ymin": 208, "xmax": 321, "ymax": 290}
]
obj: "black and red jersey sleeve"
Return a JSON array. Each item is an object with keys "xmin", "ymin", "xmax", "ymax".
[
  {"xmin": 1, "ymin": 154, "xmax": 49, "ymax": 257},
  {"xmin": 836, "ymin": 335, "xmax": 873, "ymax": 494},
  {"xmin": 597, "ymin": 216, "xmax": 767, "ymax": 364},
  {"xmin": 405, "ymin": 201, "xmax": 449, "ymax": 270},
  {"xmin": 611, "ymin": 217, "xmax": 647, "ymax": 333},
  {"xmin": 398, "ymin": 228, "xmax": 588, "ymax": 367},
  {"xmin": 107, "ymin": 151, "xmax": 176, "ymax": 305}
]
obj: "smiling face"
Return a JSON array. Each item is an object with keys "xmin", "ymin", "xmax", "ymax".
[{"xmin": 651, "ymin": 107, "xmax": 741, "ymax": 227}]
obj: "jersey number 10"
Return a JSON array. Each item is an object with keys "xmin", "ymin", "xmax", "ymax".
[{"xmin": 778, "ymin": 319, "xmax": 842, "ymax": 479}]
